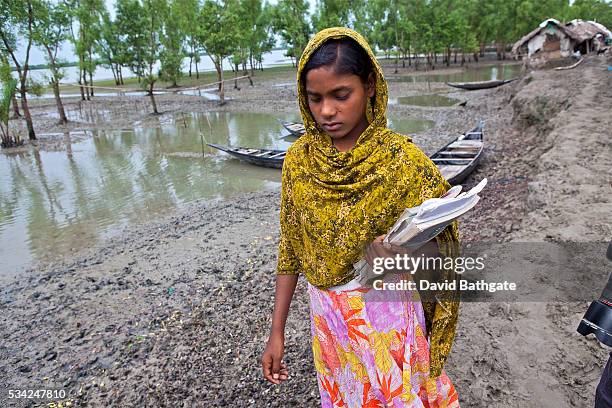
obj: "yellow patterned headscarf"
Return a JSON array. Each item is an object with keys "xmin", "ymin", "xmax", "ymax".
[{"xmin": 276, "ymin": 27, "xmax": 460, "ymax": 378}]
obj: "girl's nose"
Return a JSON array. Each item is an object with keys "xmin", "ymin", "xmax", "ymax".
[{"xmin": 320, "ymin": 98, "xmax": 336, "ymax": 118}]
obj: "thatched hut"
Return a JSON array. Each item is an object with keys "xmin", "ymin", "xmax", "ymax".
[
  {"xmin": 565, "ymin": 19, "xmax": 612, "ymax": 54},
  {"xmin": 512, "ymin": 18, "xmax": 611, "ymax": 65}
]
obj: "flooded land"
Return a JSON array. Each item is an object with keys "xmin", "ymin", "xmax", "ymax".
[{"xmin": 1, "ymin": 55, "xmax": 611, "ymax": 407}]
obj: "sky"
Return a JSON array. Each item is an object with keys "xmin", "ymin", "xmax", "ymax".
[{"xmin": 19, "ymin": 0, "xmax": 318, "ymax": 66}]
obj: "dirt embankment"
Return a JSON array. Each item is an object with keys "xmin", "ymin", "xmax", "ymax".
[
  {"xmin": 447, "ymin": 55, "xmax": 611, "ymax": 408},
  {"xmin": 1, "ymin": 55, "xmax": 611, "ymax": 408}
]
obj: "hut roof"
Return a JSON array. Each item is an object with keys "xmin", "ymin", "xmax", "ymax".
[
  {"xmin": 512, "ymin": 18, "xmax": 612, "ymax": 55},
  {"xmin": 511, "ymin": 19, "xmax": 579, "ymax": 55},
  {"xmin": 565, "ymin": 19, "xmax": 612, "ymax": 43}
]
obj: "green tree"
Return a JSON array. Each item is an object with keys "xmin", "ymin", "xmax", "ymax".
[
  {"xmin": 0, "ymin": 56, "xmax": 20, "ymax": 147},
  {"xmin": 32, "ymin": 0, "xmax": 70, "ymax": 124},
  {"xmin": 140, "ymin": 0, "xmax": 164, "ymax": 113},
  {"xmin": 159, "ymin": 0, "xmax": 186, "ymax": 87},
  {"xmin": 228, "ymin": 0, "xmax": 250, "ymax": 88},
  {"xmin": 96, "ymin": 10, "xmax": 125, "ymax": 85},
  {"xmin": 569, "ymin": 0, "xmax": 612, "ymax": 29},
  {"xmin": 311, "ymin": 0, "xmax": 351, "ymax": 32},
  {"xmin": 453, "ymin": 0, "xmax": 478, "ymax": 64},
  {"xmin": 0, "ymin": 0, "xmax": 37, "ymax": 140},
  {"xmin": 271, "ymin": 0, "xmax": 310, "ymax": 66},
  {"xmin": 175, "ymin": 0, "xmax": 202, "ymax": 78},
  {"xmin": 67, "ymin": 0, "xmax": 103, "ymax": 100},
  {"xmin": 116, "ymin": 0, "xmax": 148, "ymax": 82},
  {"xmin": 116, "ymin": 0, "xmax": 163, "ymax": 112},
  {"xmin": 350, "ymin": 0, "xmax": 374, "ymax": 42},
  {"xmin": 198, "ymin": 0, "xmax": 240, "ymax": 104},
  {"xmin": 240, "ymin": 0, "xmax": 275, "ymax": 75}
]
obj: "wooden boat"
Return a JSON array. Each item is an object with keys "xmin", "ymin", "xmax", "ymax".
[
  {"xmin": 446, "ymin": 78, "xmax": 517, "ymax": 90},
  {"xmin": 206, "ymin": 143, "xmax": 285, "ymax": 169},
  {"xmin": 278, "ymin": 120, "xmax": 306, "ymax": 137},
  {"xmin": 430, "ymin": 120, "xmax": 484, "ymax": 185},
  {"xmin": 208, "ymin": 120, "xmax": 484, "ymax": 184}
]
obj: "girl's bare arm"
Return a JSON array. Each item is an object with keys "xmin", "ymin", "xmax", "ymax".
[
  {"xmin": 261, "ymin": 274, "xmax": 298, "ymax": 384},
  {"xmin": 270, "ymin": 274, "xmax": 299, "ymax": 336}
]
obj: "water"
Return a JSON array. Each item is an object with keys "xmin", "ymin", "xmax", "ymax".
[
  {"xmin": 397, "ymin": 95, "xmax": 460, "ymax": 107},
  {"xmin": 0, "ymin": 111, "xmax": 432, "ymax": 277},
  {"xmin": 388, "ymin": 63, "xmax": 522, "ymax": 83}
]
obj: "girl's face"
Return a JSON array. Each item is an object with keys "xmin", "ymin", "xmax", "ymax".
[{"xmin": 305, "ymin": 66, "xmax": 375, "ymax": 148}]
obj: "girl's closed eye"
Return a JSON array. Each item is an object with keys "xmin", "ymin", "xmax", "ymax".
[
  {"xmin": 307, "ymin": 93, "xmax": 322, "ymax": 103},
  {"xmin": 335, "ymin": 92, "xmax": 350, "ymax": 100}
]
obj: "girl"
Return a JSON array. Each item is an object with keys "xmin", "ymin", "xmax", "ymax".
[{"xmin": 261, "ymin": 27, "xmax": 461, "ymax": 407}]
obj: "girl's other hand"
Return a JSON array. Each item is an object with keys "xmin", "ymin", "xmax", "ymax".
[{"xmin": 261, "ymin": 334, "xmax": 289, "ymax": 385}]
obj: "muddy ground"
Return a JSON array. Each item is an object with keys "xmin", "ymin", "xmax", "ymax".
[{"xmin": 1, "ymin": 55, "xmax": 611, "ymax": 407}]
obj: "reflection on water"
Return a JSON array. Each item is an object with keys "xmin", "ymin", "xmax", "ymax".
[
  {"xmin": 0, "ymin": 111, "xmax": 435, "ymax": 276},
  {"xmin": 0, "ymin": 112, "xmax": 297, "ymax": 276},
  {"xmin": 388, "ymin": 63, "xmax": 521, "ymax": 83},
  {"xmin": 397, "ymin": 95, "xmax": 460, "ymax": 107},
  {"xmin": 388, "ymin": 115, "xmax": 434, "ymax": 134}
]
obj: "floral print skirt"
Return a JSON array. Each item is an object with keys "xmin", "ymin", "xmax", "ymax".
[{"xmin": 307, "ymin": 274, "xmax": 459, "ymax": 408}]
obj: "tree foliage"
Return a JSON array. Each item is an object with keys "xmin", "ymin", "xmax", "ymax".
[
  {"xmin": 1, "ymin": 0, "xmax": 611, "ymax": 129},
  {"xmin": 271, "ymin": 0, "xmax": 311, "ymax": 65},
  {"xmin": 0, "ymin": 57, "xmax": 19, "ymax": 147}
]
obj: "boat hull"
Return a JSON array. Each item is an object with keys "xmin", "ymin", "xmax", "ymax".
[{"xmin": 446, "ymin": 78, "xmax": 517, "ymax": 90}]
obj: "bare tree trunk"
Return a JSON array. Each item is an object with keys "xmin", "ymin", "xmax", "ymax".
[
  {"xmin": 20, "ymin": 88, "xmax": 35, "ymax": 140},
  {"xmin": 52, "ymin": 80, "xmax": 68, "ymax": 124},
  {"xmin": 78, "ymin": 52, "xmax": 86, "ymax": 100},
  {"xmin": 189, "ymin": 53, "xmax": 193, "ymax": 77},
  {"xmin": 118, "ymin": 66, "xmax": 124, "ymax": 85},
  {"xmin": 394, "ymin": 53, "xmax": 398, "ymax": 74},
  {"xmin": 11, "ymin": 94, "xmax": 21, "ymax": 118},
  {"xmin": 214, "ymin": 58, "xmax": 222, "ymax": 92},
  {"xmin": 82, "ymin": 70, "xmax": 90, "ymax": 100},
  {"xmin": 78, "ymin": 68, "xmax": 85, "ymax": 101},
  {"xmin": 234, "ymin": 63, "xmax": 240, "ymax": 90},
  {"xmin": 195, "ymin": 58, "xmax": 199, "ymax": 79},
  {"xmin": 89, "ymin": 70, "xmax": 94, "ymax": 97},
  {"xmin": 111, "ymin": 64, "xmax": 118, "ymax": 85},
  {"xmin": 149, "ymin": 82, "xmax": 158, "ymax": 114},
  {"xmin": 219, "ymin": 63, "xmax": 225, "ymax": 106}
]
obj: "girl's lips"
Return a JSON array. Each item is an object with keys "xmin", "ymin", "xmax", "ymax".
[{"xmin": 323, "ymin": 123, "xmax": 342, "ymax": 131}]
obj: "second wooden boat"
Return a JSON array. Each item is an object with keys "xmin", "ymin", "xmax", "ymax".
[
  {"xmin": 430, "ymin": 120, "xmax": 484, "ymax": 185},
  {"xmin": 206, "ymin": 143, "xmax": 285, "ymax": 169},
  {"xmin": 278, "ymin": 120, "xmax": 306, "ymax": 137},
  {"xmin": 446, "ymin": 78, "xmax": 517, "ymax": 90}
]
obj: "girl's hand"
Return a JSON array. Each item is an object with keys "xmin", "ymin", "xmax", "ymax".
[
  {"xmin": 365, "ymin": 234, "xmax": 413, "ymax": 269},
  {"xmin": 261, "ymin": 334, "xmax": 289, "ymax": 385}
]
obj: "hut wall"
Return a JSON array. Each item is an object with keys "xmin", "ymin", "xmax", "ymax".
[
  {"xmin": 527, "ymin": 26, "xmax": 573, "ymax": 58},
  {"xmin": 560, "ymin": 37, "xmax": 573, "ymax": 56}
]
